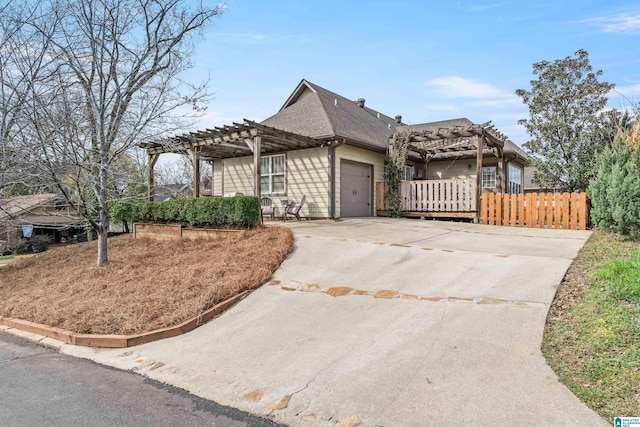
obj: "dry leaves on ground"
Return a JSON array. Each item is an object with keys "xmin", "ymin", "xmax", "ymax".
[{"xmin": 0, "ymin": 226, "xmax": 293, "ymax": 335}]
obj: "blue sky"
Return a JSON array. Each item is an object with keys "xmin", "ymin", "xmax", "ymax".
[{"xmin": 185, "ymin": 0, "xmax": 640, "ymax": 147}]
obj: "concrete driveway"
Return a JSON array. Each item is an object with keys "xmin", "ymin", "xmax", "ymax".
[{"xmin": 62, "ymin": 218, "xmax": 606, "ymax": 426}]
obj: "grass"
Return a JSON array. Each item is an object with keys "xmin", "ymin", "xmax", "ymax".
[
  {"xmin": 0, "ymin": 227, "xmax": 293, "ymax": 335},
  {"xmin": 0, "ymin": 254, "xmax": 15, "ymax": 261},
  {"xmin": 543, "ymin": 230, "xmax": 640, "ymax": 420}
]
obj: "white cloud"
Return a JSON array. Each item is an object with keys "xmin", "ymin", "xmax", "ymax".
[
  {"xmin": 456, "ymin": 2, "xmax": 507, "ymax": 12},
  {"xmin": 610, "ymin": 84, "xmax": 640, "ymax": 101},
  {"xmin": 422, "ymin": 103, "xmax": 460, "ymax": 112},
  {"xmin": 579, "ymin": 12, "xmax": 640, "ymax": 35},
  {"xmin": 426, "ymin": 76, "xmax": 520, "ymax": 105},
  {"xmin": 215, "ymin": 32, "xmax": 309, "ymax": 45}
]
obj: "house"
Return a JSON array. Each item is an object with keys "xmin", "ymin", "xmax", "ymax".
[
  {"xmin": 142, "ymin": 79, "xmax": 528, "ymax": 219},
  {"xmin": 0, "ymin": 194, "xmax": 85, "ymax": 248}
]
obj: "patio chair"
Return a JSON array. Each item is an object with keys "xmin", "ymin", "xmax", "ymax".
[
  {"xmin": 261, "ymin": 197, "xmax": 275, "ymax": 221},
  {"xmin": 284, "ymin": 195, "xmax": 305, "ymax": 221}
]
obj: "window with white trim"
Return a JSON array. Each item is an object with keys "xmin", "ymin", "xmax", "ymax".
[
  {"xmin": 261, "ymin": 154, "xmax": 286, "ymax": 194},
  {"xmin": 383, "ymin": 163, "xmax": 414, "ymax": 181},
  {"xmin": 507, "ymin": 163, "xmax": 523, "ymax": 194},
  {"xmin": 482, "ymin": 167, "xmax": 496, "ymax": 190},
  {"xmin": 404, "ymin": 165, "xmax": 414, "ymax": 181}
]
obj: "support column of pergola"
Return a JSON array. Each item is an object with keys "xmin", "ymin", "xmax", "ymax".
[
  {"xmin": 396, "ymin": 121, "xmax": 506, "ymax": 218},
  {"xmin": 141, "ymin": 120, "xmax": 323, "ymax": 210},
  {"xmin": 148, "ymin": 153, "xmax": 160, "ymax": 202}
]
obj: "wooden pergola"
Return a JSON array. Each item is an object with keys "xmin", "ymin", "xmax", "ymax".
[
  {"xmin": 392, "ymin": 121, "xmax": 508, "ymax": 209},
  {"xmin": 141, "ymin": 119, "xmax": 325, "ymax": 202}
]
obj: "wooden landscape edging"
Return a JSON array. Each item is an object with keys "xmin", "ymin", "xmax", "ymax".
[
  {"xmin": 0, "ymin": 291, "xmax": 248, "ymax": 348},
  {"xmin": 133, "ymin": 223, "xmax": 245, "ymax": 240},
  {"xmin": 480, "ymin": 191, "xmax": 588, "ymax": 230}
]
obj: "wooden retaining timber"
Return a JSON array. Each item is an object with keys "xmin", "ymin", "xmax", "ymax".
[
  {"xmin": 0, "ymin": 291, "xmax": 248, "ymax": 348},
  {"xmin": 480, "ymin": 192, "xmax": 588, "ymax": 230},
  {"xmin": 133, "ymin": 223, "xmax": 244, "ymax": 240}
]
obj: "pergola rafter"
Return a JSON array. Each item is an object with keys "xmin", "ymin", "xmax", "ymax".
[
  {"xmin": 140, "ymin": 119, "xmax": 328, "ymax": 204},
  {"xmin": 399, "ymin": 121, "xmax": 506, "ymax": 158},
  {"xmin": 392, "ymin": 121, "xmax": 509, "ymax": 214}
]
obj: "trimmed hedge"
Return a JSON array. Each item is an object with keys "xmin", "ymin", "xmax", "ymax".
[{"xmin": 112, "ymin": 196, "xmax": 260, "ymax": 228}]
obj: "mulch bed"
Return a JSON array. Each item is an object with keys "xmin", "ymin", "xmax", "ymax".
[{"xmin": 0, "ymin": 227, "xmax": 293, "ymax": 335}]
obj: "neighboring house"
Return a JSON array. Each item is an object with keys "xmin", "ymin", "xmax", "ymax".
[
  {"xmin": 0, "ymin": 194, "xmax": 85, "ymax": 247},
  {"xmin": 523, "ymin": 166, "xmax": 562, "ymax": 194},
  {"xmin": 153, "ymin": 183, "xmax": 192, "ymax": 201},
  {"xmin": 524, "ymin": 166, "xmax": 539, "ymax": 194},
  {"xmin": 144, "ymin": 79, "xmax": 528, "ymax": 219}
]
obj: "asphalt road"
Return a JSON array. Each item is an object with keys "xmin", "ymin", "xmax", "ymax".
[{"xmin": 0, "ymin": 332, "xmax": 282, "ymax": 427}]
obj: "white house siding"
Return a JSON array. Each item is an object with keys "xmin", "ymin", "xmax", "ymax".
[
  {"xmin": 335, "ymin": 144, "xmax": 386, "ymax": 217},
  {"xmin": 215, "ymin": 147, "xmax": 329, "ymax": 218},
  {"xmin": 285, "ymin": 147, "xmax": 329, "ymax": 218},
  {"xmin": 223, "ymin": 156, "xmax": 254, "ymax": 196},
  {"xmin": 426, "ymin": 158, "xmax": 498, "ymax": 180}
]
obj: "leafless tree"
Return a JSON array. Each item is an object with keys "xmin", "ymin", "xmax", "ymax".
[
  {"xmin": 3, "ymin": 0, "xmax": 223, "ymax": 266},
  {"xmin": 154, "ymin": 155, "xmax": 211, "ymax": 198}
]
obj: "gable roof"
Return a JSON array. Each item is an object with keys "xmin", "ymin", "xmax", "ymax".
[
  {"xmin": 261, "ymin": 79, "xmax": 402, "ymax": 151},
  {"xmin": 0, "ymin": 194, "xmax": 57, "ymax": 220}
]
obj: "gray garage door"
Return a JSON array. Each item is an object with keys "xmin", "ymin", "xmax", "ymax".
[{"xmin": 340, "ymin": 160, "xmax": 372, "ymax": 217}]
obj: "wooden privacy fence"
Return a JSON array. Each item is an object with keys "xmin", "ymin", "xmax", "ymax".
[
  {"xmin": 480, "ymin": 192, "xmax": 589, "ymax": 230},
  {"xmin": 376, "ymin": 179, "xmax": 477, "ymax": 214}
]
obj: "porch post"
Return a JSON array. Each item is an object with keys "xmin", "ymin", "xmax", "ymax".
[
  {"xmin": 148, "ymin": 153, "xmax": 160, "ymax": 202},
  {"xmin": 253, "ymin": 136, "xmax": 261, "ymax": 199},
  {"xmin": 496, "ymin": 152, "xmax": 504, "ymax": 193},
  {"xmin": 476, "ymin": 134, "xmax": 484, "ymax": 214},
  {"xmin": 190, "ymin": 149, "xmax": 200, "ymax": 198}
]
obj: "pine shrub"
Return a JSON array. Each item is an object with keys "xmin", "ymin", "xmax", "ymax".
[{"xmin": 588, "ymin": 123, "xmax": 640, "ymax": 239}]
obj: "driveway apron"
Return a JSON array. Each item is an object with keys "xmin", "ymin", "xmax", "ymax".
[{"xmin": 62, "ymin": 218, "xmax": 607, "ymax": 426}]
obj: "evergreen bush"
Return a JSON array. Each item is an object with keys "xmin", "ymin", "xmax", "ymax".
[
  {"xmin": 110, "ymin": 196, "xmax": 260, "ymax": 228},
  {"xmin": 588, "ymin": 123, "xmax": 640, "ymax": 239}
]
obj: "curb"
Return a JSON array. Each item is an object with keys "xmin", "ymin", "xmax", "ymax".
[{"xmin": 0, "ymin": 291, "xmax": 248, "ymax": 348}]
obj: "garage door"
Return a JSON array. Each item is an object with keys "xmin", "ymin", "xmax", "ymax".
[{"xmin": 340, "ymin": 160, "xmax": 372, "ymax": 217}]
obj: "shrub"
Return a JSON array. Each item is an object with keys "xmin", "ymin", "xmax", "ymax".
[
  {"xmin": 114, "ymin": 196, "xmax": 260, "ymax": 228},
  {"xmin": 30, "ymin": 235, "xmax": 50, "ymax": 253},
  {"xmin": 11, "ymin": 239, "xmax": 31, "ymax": 254},
  {"xmin": 588, "ymin": 123, "xmax": 640, "ymax": 239},
  {"xmin": 109, "ymin": 201, "xmax": 140, "ymax": 224}
]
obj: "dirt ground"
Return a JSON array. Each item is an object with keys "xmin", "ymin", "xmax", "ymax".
[{"xmin": 0, "ymin": 227, "xmax": 293, "ymax": 335}]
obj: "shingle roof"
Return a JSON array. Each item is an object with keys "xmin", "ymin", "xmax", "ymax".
[
  {"xmin": 0, "ymin": 194, "xmax": 57, "ymax": 220},
  {"xmin": 262, "ymin": 80, "xmax": 527, "ymax": 160},
  {"xmin": 262, "ymin": 79, "xmax": 401, "ymax": 150}
]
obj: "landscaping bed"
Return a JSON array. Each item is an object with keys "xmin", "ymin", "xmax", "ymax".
[
  {"xmin": 543, "ymin": 230, "xmax": 640, "ymax": 419},
  {"xmin": 0, "ymin": 226, "xmax": 293, "ymax": 335}
]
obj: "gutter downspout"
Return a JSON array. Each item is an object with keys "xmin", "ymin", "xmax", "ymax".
[{"xmin": 329, "ymin": 139, "xmax": 346, "ymax": 219}]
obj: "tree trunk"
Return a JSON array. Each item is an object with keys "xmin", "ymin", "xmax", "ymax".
[{"xmin": 96, "ymin": 155, "xmax": 109, "ymax": 267}]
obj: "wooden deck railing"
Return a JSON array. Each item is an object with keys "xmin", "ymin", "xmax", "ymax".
[
  {"xmin": 480, "ymin": 192, "xmax": 589, "ymax": 230},
  {"xmin": 375, "ymin": 179, "xmax": 477, "ymax": 215}
]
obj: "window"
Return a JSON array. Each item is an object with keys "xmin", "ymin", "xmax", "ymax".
[
  {"xmin": 507, "ymin": 163, "xmax": 523, "ymax": 194},
  {"xmin": 404, "ymin": 165, "xmax": 414, "ymax": 181},
  {"xmin": 383, "ymin": 163, "xmax": 414, "ymax": 181},
  {"xmin": 261, "ymin": 154, "xmax": 286, "ymax": 194},
  {"xmin": 482, "ymin": 167, "xmax": 496, "ymax": 189}
]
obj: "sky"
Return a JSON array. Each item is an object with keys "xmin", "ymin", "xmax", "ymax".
[{"xmin": 182, "ymin": 0, "xmax": 640, "ymax": 148}]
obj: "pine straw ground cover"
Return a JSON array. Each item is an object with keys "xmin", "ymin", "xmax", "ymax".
[
  {"xmin": 543, "ymin": 230, "xmax": 640, "ymax": 420},
  {"xmin": 0, "ymin": 227, "xmax": 293, "ymax": 335}
]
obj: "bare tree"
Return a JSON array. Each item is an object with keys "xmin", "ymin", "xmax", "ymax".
[
  {"xmin": 4, "ymin": 0, "xmax": 223, "ymax": 266},
  {"xmin": 0, "ymin": 3, "xmax": 55, "ymax": 196},
  {"xmin": 154, "ymin": 155, "xmax": 212, "ymax": 199}
]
